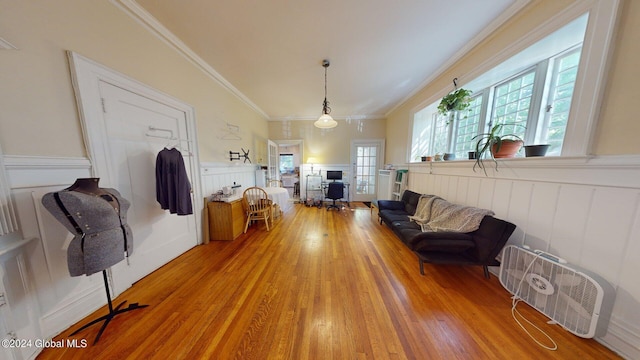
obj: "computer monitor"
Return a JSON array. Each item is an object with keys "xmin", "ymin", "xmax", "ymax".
[{"xmin": 326, "ymin": 170, "xmax": 342, "ymax": 181}]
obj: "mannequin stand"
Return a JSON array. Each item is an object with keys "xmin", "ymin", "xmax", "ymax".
[{"xmin": 70, "ymin": 270, "xmax": 148, "ymax": 344}]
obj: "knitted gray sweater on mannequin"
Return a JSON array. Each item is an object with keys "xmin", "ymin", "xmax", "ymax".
[{"xmin": 42, "ymin": 178, "xmax": 133, "ymax": 276}]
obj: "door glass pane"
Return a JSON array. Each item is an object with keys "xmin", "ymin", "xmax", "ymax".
[{"xmin": 355, "ymin": 145, "xmax": 376, "ymax": 195}]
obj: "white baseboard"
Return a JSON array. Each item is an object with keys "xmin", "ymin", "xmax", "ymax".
[{"xmin": 39, "ymin": 282, "xmax": 106, "ymax": 340}]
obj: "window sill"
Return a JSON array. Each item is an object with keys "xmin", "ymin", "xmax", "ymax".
[{"xmin": 408, "ymin": 154, "xmax": 640, "ymax": 189}]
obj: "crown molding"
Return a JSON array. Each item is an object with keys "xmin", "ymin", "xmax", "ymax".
[
  {"xmin": 386, "ymin": 0, "xmax": 532, "ymax": 116},
  {"xmin": 0, "ymin": 37, "xmax": 17, "ymax": 50},
  {"xmin": 110, "ymin": 0, "xmax": 269, "ymax": 119}
]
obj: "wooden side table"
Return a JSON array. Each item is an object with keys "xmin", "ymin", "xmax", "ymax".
[{"xmin": 207, "ymin": 199, "xmax": 245, "ymax": 241}]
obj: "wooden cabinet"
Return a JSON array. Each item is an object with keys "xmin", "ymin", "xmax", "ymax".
[{"xmin": 207, "ymin": 199, "xmax": 245, "ymax": 241}]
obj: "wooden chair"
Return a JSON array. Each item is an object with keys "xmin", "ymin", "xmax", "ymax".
[
  {"xmin": 242, "ymin": 187, "xmax": 272, "ymax": 233},
  {"xmin": 267, "ymin": 179, "xmax": 283, "ymax": 187}
]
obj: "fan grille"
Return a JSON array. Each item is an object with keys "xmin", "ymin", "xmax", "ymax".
[{"xmin": 499, "ymin": 245, "xmax": 605, "ymax": 338}]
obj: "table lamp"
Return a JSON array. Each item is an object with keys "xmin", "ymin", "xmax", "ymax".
[{"xmin": 307, "ymin": 157, "xmax": 317, "ymax": 174}]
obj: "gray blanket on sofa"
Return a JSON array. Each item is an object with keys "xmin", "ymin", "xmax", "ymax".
[{"xmin": 408, "ymin": 195, "xmax": 494, "ymax": 232}]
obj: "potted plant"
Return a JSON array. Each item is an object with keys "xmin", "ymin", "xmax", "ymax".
[
  {"xmin": 524, "ymin": 144, "xmax": 550, "ymax": 157},
  {"xmin": 438, "ymin": 88, "xmax": 473, "ymax": 125},
  {"xmin": 472, "ymin": 123, "xmax": 524, "ymax": 175}
]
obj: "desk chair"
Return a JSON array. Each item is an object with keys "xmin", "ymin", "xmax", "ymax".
[
  {"xmin": 326, "ymin": 182, "xmax": 344, "ymax": 211},
  {"xmin": 242, "ymin": 187, "xmax": 272, "ymax": 232}
]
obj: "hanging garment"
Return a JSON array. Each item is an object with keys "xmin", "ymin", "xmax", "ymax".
[
  {"xmin": 42, "ymin": 188, "xmax": 133, "ymax": 277},
  {"xmin": 155, "ymin": 147, "xmax": 193, "ymax": 215}
]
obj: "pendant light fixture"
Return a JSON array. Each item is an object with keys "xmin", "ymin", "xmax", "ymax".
[{"xmin": 314, "ymin": 59, "xmax": 338, "ymax": 129}]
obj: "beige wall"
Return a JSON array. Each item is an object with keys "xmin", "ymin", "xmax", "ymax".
[
  {"xmin": 268, "ymin": 118, "xmax": 387, "ymax": 164},
  {"xmin": 385, "ymin": 0, "xmax": 640, "ymax": 164},
  {"xmin": 0, "ymin": 0, "xmax": 267, "ymax": 162},
  {"xmin": 594, "ymin": 0, "xmax": 640, "ymax": 154}
]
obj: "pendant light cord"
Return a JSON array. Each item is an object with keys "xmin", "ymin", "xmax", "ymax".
[{"xmin": 322, "ymin": 61, "xmax": 331, "ymax": 115}]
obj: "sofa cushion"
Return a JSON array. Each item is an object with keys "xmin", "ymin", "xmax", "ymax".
[
  {"xmin": 391, "ymin": 220, "xmax": 420, "ymax": 231},
  {"xmin": 379, "ymin": 210, "xmax": 410, "ymax": 224},
  {"xmin": 377, "ymin": 200, "xmax": 406, "ymax": 211},
  {"xmin": 400, "ymin": 190, "xmax": 421, "ymax": 216},
  {"xmin": 406, "ymin": 231, "xmax": 475, "ymax": 253},
  {"xmin": 468, "ymin": 216, "xmax": 516, "ymax": 262}
]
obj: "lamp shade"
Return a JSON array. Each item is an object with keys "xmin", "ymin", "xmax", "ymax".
[{"xmin": 314, "ymin": 114, "xmax": 337, "ymax": 129}]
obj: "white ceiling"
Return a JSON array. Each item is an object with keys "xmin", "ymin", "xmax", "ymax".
[{"xmin": 133, "ymin": 0, "xmax": 522, "ymax": 121}]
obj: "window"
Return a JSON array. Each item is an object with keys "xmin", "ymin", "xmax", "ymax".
[
  {"xmin": 409, "ymin": 12, "xmax": 600, "ymax": 162},
  {"xmin": 279, "ymin": 154, "xmax": 293, "ymax": 173},
  {"xmin": 412, "ymin": 47, "xmax": 582, "ymax": 161},
  {"xmin": 491, "ymin": 70, "xmax": 536, "ymax": 135},
  {"xmin": 541, "ymin": 48, "xmax": 581, "ymax": 155},
  {"xmin": 452, "ymin": 94, "xmax": 484, "ymax": 158}
]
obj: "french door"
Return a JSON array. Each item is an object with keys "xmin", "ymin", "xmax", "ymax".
[
  {"xmin": 350, "ymin": 140, "xmax": 385, "ymax": 202},
  {"xmin": 267, "ymin": 139, "xmax": 279, "ymax": 181}
]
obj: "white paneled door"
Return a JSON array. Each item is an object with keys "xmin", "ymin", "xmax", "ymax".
[
  {"xmin": 69, "ymin": 52, "xmax": 201, "ymax": 297},
  {"xmin": 99, "ymin": 82, "xmax": 199, "ymax": 294}
]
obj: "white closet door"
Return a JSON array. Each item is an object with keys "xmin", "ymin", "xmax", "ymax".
[{"xmin": 98, "ymin": 81, "xmax": 199, "ymax": 294}]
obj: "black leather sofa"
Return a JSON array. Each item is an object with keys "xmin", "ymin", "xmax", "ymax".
[{"xmin": 377, "ymin": 190, "xmax": 516, "ymax": 278}]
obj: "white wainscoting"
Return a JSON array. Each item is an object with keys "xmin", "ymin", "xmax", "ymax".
[
  {"xmin": 5, "ymin": 154, "xmax": 639, "ymax": 358},
  {"xmin": 408, "ymin": 155, "xmax": 640, "ymax": 359},
  {"xmin": 4, "ymin": 156, "xmax": 104, "ymax": 343},
  {"xmin": 5, "ymin": 157, "xmax": 262, "ymax": 342},
  {"xmin": 200, "ymin": 162, "xmax": 258, "ymax": 200}
]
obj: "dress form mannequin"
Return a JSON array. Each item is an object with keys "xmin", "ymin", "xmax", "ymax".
[
  {"xmin": 41, "ymin": 177, "xmax": 132, "ymax": 276},
  {"xmin": 66, "ymin": 178, "xmax": 119, "ymax": 210},
  {"xmin": 66, "ymin": 177, "xmax": 102, "ymax": 193},
  {"xmin": 41, "ymin": 177, "xmax": 147, "ymax": 344}
]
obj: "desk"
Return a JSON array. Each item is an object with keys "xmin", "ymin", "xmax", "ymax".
[{"xmin": 262, "ymin": 187, "xmax": 291, "ymax": 212}]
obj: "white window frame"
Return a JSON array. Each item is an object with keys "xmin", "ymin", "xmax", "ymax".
[
  {"xmin": 538, "ymin": 47, "xmax": 583, "ymax": 155},
  {"xmin": 408, "ymin": 0, "xmax": 621, "ymax": 162}
]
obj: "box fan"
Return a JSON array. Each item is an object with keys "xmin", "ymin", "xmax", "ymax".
[{"xmin": 499, "ymin": 245, "xmax": 614, "ymax": 338}]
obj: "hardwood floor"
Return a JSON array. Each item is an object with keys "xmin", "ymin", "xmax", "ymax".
[{"xmin": 37, "ymin": 202, "xmax": 620, "ymax": 359}]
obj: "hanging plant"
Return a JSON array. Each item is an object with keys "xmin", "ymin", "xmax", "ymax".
[{"xmin": 437, "ymin": 88, "xmax": 473, "ymax": 117}]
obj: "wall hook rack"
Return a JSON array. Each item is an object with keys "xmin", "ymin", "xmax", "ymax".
[{"xmin": 229, "ymin": 148, "xmax": 251, "ymax": 163}]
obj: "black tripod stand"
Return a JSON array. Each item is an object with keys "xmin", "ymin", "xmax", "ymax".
[{"xmin": 70, "ymin": 270, "xmax": 148, "ymax": 344}]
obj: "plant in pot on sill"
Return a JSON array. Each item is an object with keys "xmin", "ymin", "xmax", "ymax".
[
  {"xmin": 524, "ymin": 144, "xmax": 550, "ymax": 157},
  {"xmin": 472, "ymin": 123, "xmax": 524, "ymax": 175},
  {"xmin": 437, "ymin": 88, "xmax": 473, "ymax": 125}
]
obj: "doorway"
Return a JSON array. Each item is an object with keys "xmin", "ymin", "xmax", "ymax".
[
  {"xmin": 275, "ymin": 140, "xmax": 303, "ymax": 201},
  {"xmin": 350, "ymin": 139, "xmax": 384, "ymax": 202}
]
